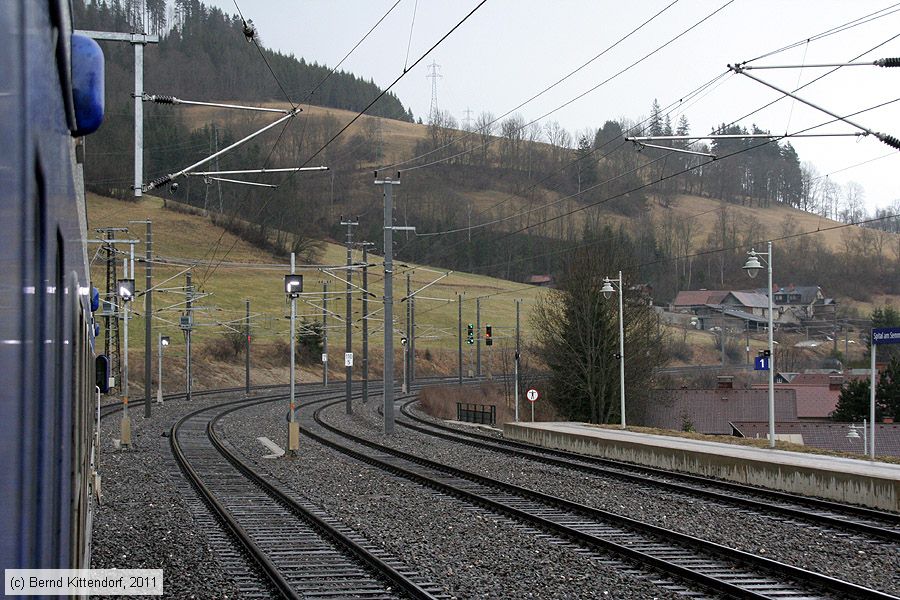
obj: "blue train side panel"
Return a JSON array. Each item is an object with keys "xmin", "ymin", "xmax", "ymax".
[{"xmin": 0, "ymin": 0, "xmax": 99, "ymax": 579}]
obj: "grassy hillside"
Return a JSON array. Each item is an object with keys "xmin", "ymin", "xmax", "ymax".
[{"xmin": 87, "ymin": 193, "xmax": 547, "ymax": 389}]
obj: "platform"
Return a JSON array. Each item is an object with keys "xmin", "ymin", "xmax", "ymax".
[{"xmin": 503, "ymin": 422, "xmax": 900, "ymax": 512}]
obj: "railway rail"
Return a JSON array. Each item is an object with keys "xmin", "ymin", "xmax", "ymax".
[
  {"xmin": 165, "ymin": 387, "xmax": 443, "ymax": 599},
  {"xmin": 305, "ymin": 398, "xmax": 897, "ymax": 600},
  {"xmin": 397, "ymin": 399, "xmax": 900, "ymax": 543}
]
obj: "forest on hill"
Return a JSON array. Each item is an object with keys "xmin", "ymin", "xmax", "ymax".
[{"xmin": 76, "ymin": 0, "xmax": 900, "ymax": 305}]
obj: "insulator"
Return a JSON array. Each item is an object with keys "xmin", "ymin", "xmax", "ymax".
[
  {"xmin": 242, "ymin": 19, "xmax": 256, "ymax": 42},
  {"xmin": 148, "ymin": 174, "xmax": 172, "ymax": 190},
  {"xmin": 875, "ymin": 57, "xmax": 900, "ymax": 68},
  {"xmin": 877, "ymin": 133, "xmax": 900, "ymax": 150},
  {"xmin": 152, "ymin": 95, "xmax": 175, "ymax": 104}
]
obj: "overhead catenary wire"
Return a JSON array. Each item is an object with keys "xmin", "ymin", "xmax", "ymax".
[
  {"xmin": 299, "ymin": 0, "xmax": 489, "ymax": 167},
  {"xmin": 380, "ymin": 0, "xmax": 683, "ymax": 172},
  {"xmin": 426, "ymin": 97, "xmax": 900, "ymax": 277},
  {"xmin": 409, "ymin": 26, "xmax": 900, "ymax": 258},
  {"xmin": 198, "ymin": 0, "xmax": 451, "ymax": 284}
]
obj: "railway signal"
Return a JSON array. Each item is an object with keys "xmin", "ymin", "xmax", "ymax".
[
  {"xmin": 284, "ymin": 256, "xmax": 301, "ymax": 454},
  {"xmin": 467, "ymin": 323, "xmax": 474, "ymax": 345},
  {"xmin": 485, "ymin": 324, "xmax": 493, "ymax": 346}
]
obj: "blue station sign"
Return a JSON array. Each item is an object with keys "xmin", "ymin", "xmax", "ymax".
[
  {"xmin": 872, "ymin": 327, "xmax": 900, "ymax": 346},
  {"xmin": 754, "ymin": 356, "xmax": 770, "ymax": 371}
]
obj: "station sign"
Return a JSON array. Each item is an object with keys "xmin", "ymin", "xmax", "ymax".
[
  {"xmin": 754, "ymin": 356, "xmax": 770, "ymax": 371},
  {"xmin": 873, "ymin": 327, "xmax": 900, "ymax": 346}
]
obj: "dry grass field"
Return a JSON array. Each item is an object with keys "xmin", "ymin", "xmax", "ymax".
[{"xmin": 87, "ymin": 192, "xmax": 547, "ymax": 390}]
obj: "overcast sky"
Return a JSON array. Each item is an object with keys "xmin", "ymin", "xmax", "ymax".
[{"xmin": 205, "ymin": 0, "xmax": 900, "ymax": 212}]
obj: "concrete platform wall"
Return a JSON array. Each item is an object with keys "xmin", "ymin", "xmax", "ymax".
[{"xmin": 503, "ymin": 424, "xmax": 900, "ymax": 512}]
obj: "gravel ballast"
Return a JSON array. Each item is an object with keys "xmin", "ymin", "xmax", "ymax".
[
  {"xmin": 219, "ymin": 397, "xmax": 682, "ymax": 599},
  {"xmin": 91, "ymin": 394, "xmax": 250, "ymax": 599},
  {"xmin": 324, "ymin": 399, "xmax": 900, "ymax": 596}
]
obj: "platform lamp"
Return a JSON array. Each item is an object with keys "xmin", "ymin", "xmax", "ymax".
[
  {"xmin": 742, "ymin": 241, "xmax": 776, "ymax": 448},
  {"xmin": 284, "ymin": 269, "xmax": 302, "ymax": 455},
  {"xmin": 599, "ymin": 271, "xmax": 626, "ymax": 429},
  {"xmin": 156, "ymin": 335, "xmax": 170, "ymax": 404},
  {"xmin": 117, "ymin": 277, "xmax": 135, "ymax": 448}
]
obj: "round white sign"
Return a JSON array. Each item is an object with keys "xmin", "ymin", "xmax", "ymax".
[{"xmin": 526, "ymin": 388, "xmax": 539, "ymax": 402}]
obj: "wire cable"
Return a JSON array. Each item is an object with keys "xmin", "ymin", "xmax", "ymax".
[
  {"xmin": 300, "ymin": 0, "xmax": 489, "ymax": 167},
  {"xmin": 380, "ymin": 0, "xmax": 683, "ymax": 172}
]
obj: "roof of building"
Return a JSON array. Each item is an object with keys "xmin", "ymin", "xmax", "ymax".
[
  {"xmin": 730, "ymin": 421, "xmax": 900, "ymax": 457},
  {"xmin": 725, "ymin": 291, "xmax": 770, "ymax": 309},
  {"xmin": 525, "ymin": 275, "xmax": 552, "ymax": 285},
  {"xmin": 636, "ymin": 389, "xmax": 797, "ymax": 435},
  {"xmin": 715, "ymin": 308, "xmax": 769, "ymax": 323},
  {"xmin": 776, "ymin": 285, "xmax": 823, "ymax": 304},
  {"xmin": 673, "ymin": 290, "xmax": 728, "ymax": 307},
  {"xmin": 753, "ymin": 374, "xmax": 843, "ymax": 418}
]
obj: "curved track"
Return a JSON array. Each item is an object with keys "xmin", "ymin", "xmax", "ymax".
[
  {"xmin": 305, "ymin": 398, "xmax": 897, "ymax": 600},
  {"xmin": 397, "ymin": 400, "xmax": 900, "ymax": 543},
  {"xmin": 169, "ymin": 389, "xmax": 443, "ymax": 600}
]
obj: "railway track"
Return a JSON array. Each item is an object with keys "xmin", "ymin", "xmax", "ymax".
[
  {"xmin": 396, "ymin": 399, "xmax": 900, "ymax": 543},
  {"xmin": 306, "ymin": 398, "xmax": 897, "ymax": 600},
  {"xmin": 169, "ymin": 389, "xmax": 444, "ymax": 600}
]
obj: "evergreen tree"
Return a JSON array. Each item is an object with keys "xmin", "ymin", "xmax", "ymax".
[
  {"xmin": 831, "ymin": 378, "xmax": 884, "ymax": 422},
  {"xmin": 879, "ymin": 356, "xmax": 900, "ymax": 419}
]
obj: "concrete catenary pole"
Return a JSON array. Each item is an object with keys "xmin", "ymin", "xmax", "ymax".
[
  {"xmin": 406, "ymin": 272, "xmax": 412, "ymax": 391},
  {"xmin": 143, "ymin": 220, "xmax": 152, "ymax": 418},
  {"xmin": 322, "ymin": 281, "xmax": 328, "ymax": 387},
  {"xmin": 341, "ymin": 217, "xmax": 358, "ymax": 414},
  {"xmin": 185, "ymin": 271, "xmax": 192, "ymax": 402},
  {"xmin": 245, "ymin": 299, "xmax": 251, "ymax": 395},
  {"xmin": 410, "ymin": 281, "xmax": 416, "ymax": 383},
  {"xmin": 288, "ymin": 253, "xmax": 299, "ymax": 453},
  {"xmin": 515, "ymin": 299, "xmax": 521, "ymax": 422},
  {"xmin": 375, "ymin": 172, "xmax": 400, "ymax": 434},
  {"xmin": 458, "ymin": 294, "xmax": 463, "ymax": 385},
  {"xmin": 361, "ymin": 244, "xmax": 372, "ymax": 403}
]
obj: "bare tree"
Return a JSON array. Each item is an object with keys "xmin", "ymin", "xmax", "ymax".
[{"xmin": 475, "ymin": 111, "xmax": 496, "ymax": 166}]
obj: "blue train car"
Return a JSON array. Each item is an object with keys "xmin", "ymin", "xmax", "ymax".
[{"xmin": 0, "ymin": 0, "xmax": 104, "ymax": 578}]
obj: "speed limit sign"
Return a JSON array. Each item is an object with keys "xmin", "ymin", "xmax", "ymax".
[{"xmin": 526, "ymin": 388, "xmax": 539, "ymax": 403}]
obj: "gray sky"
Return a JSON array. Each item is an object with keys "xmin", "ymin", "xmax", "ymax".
[{"xmin": 207, "ymin": 0, "xmax": 900, "ymax": 212}]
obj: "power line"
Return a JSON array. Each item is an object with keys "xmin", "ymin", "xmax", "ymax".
[
  {"xmin": 742, "ymin": 2, "xmax": 900, "ymax": 65},
  {"xmin": 420, "ymin": 98, "xmax": 899, "ymax": 277},
  {"xmin": 382, "ymin": 0, "xmax": 687, "ymax": 173},
  {"xmin": 300, "ymin": 0, "xmax": 489, "ymax": 167},
  {"xmin": 201, "ymin": 1, "xmax": 486, "ymax": 284}
]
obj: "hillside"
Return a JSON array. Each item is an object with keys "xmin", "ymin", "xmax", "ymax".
[
  {"xmin": 171, "ymin": 101, "xmax": 892, "ymax": 256},
  {"xmin": 75, "ymin": 0, "xmax": 899, "ymax": 307},
  {"xmin": 86, "ymin": 193, "xmax": 547, "ymax": 391}
]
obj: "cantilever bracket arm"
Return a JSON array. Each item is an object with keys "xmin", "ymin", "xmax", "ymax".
[{"xmin": 727, "ymin": 63, "xmax": 900, "ymax": 151}]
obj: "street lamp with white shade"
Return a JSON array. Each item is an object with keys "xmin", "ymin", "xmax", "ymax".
[
  {"xmin": 156, "ymin": 335, "xmax": 170, "ymax": 404},
  {"xmin": 742, "ymin": 240, "xmax": 776, "ymax": 448},
  {"xmin": 600, "ymin": 271, "xmax": 626, "ymax": 429},
  {"xmin": 117, "ymin": 277, "xmax": 135, "ymax": 448}
]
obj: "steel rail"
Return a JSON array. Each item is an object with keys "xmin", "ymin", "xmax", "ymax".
[
  {"xmin": 397, "ymin": 400, "xmax": 900, "ymax": 542},
  {"xmin": 308, "ymin": 400, "xmax": 897, "ymax": 600}
]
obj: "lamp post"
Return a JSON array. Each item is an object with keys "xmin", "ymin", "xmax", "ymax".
[
  {"xmin": 284, "ymin": 260, "xmax": 302, "ymax": 455},
  {"xmin": 156, "ymin": 335, "xmax": 169, "ymax": 404},
  {"xmin": 117, "ymin": 277, "xmax": 135, "ymax": 447},
  {"xmin": 743, "ymin": 241, "xmax": 776, "ymax": 448},
  {"xmin": 847, "ymin": 420, "xmax": 867, "ymax": 455},
  {"xmin": 600, "ymin": 271, "xmax": 626, "ymax": 429}
]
